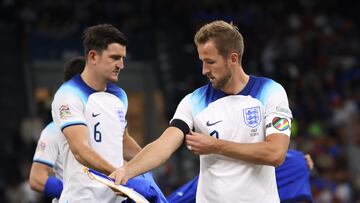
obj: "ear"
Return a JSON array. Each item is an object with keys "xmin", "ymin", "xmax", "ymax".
[
  {"xmin": 229, "ymin": 52, "xmax": 239, "ymax": 64},
  {"xmin": 87, "ymin": 50, "xmax": 98, "ymax": 65}
]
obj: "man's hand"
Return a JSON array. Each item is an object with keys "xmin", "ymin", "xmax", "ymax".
[
  {"xmin": 185, "ymin": 131, "xmax": 218, "ymax": 155},
  {"xmin": 109, "ymin": 166, "xmax": 128, "ymax": 185},
  {"xmin": 304, "ymin": 154, "xmax": 314, "ymax": 170}
]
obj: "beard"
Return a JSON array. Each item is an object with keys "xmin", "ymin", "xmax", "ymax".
[{"xmin": 210, "ymin": 64, "xmax": 232, "ymax": 90}]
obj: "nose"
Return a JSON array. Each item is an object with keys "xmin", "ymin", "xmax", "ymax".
[
  {"xmin": 117, "ymin": 59, "xmax": 124, "ymax": 69},
  {"xmin": 202, "ymin": 63, "xmax": 209, "ymax": 75}
]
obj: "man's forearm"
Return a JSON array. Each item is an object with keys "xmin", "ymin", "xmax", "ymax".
[
  {"xmin": 125, "ymin": 127, "xmax": 184, "ymax": 179},
  {"xmin": 125, "ymin": 141, "xmax": 172, "ymax": 179},
  {"xmin": 74, "ymin": 146, "xmax": 116, "ymax": 175},
  {"xmin": 215, "ymin": 134, "xmax": 289, "ymax": 167}
]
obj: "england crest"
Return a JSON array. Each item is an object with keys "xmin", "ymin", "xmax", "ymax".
[{"xmin": 243, "ymin": 106, "xmax": 261, "ymax": 128}]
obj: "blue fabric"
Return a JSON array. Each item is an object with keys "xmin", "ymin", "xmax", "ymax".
[
  {"xmin": 88, "ymin": 169, "xmax": 167, "ymax": 203},
  {"xmin": 276, "ymin": 149, "xmax": 313, "ymax": 203},
  {"xmin": 166, "ymin": 176, "xmax": 198, "ymax": 203},
  {"xmin": 190, "ymin": 75, "xmax": 279, "ymax": 116},
  {"xmin": 167, "ymin": 150, "xmax": 313, "ymax": 203},
  {"xmin": 44, "ymin": 176, "xmax": 63, "ymax": 198},
  {"xmin": 123, "ymin": 172, "xmax": 168, "ymax": 203}
]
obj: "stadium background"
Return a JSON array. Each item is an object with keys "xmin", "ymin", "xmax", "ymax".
[{"xmin": 0, "ymin": 0, "xmax": 359, "ymax": 202}]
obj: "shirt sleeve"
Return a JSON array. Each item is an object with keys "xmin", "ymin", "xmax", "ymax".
[
  {"xmin": 33, "ymin": 124, "xmax": 60, "ymax": 167},
  {"xmin": 264, "ymin": 84, "xmax": 293, "ymax": 137},
  {"xmin": 170, "ymin": 94, "xmax": 193, "ymax": 131},
  {"xmin": 51, "ymin": 87, "xmax": 86, "ymax": 131}
]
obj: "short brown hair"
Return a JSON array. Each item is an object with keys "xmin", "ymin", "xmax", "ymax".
[
  {"xmin": 194, "ymin": 20, "xmax": 244, "ymax": 63},
  {"xmin": 82, "ymin": 24, "xmax": 127, "ymax": 56}
]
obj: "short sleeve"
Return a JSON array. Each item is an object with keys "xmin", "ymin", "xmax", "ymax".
[
  {"xmin": 33, "ymin": 123, "xmax": 60, "ymax": 167},
  {"xmin": 52, "ymin": 87, "xmax": 86, "ymax": 131},
  {"xmin": 170, "ymin": 94, "xmax": 193, "ymax": 130},
  {"xmin": 264, "ymin": 84, "xmax": 293, "ymax": 137}
]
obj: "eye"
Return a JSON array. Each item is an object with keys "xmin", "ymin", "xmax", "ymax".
[
  {"xmin": 205, "ymin": 60, "xmax": 215, "ymax": 65},
  {"xmin": 111, "ymin": 55, "xmax": 121, "ymax": 60}
]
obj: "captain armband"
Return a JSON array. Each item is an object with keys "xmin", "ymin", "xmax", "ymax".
[{"xmin": 169, "ymin": 119, "xmax": 190, "ymax": 135}]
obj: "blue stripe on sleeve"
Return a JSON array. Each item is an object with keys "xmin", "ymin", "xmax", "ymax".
[{"xmin": 33, "ymin": 159, "xmax": 55, "ymax": 168}]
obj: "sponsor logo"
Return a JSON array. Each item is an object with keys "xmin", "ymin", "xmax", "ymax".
[
  {"xmin": 92, "ymin": 113, "xmax": 101, "ymax": 117},
  {"xmin": 243, "ymin": 106, "xmax": 261, "ymax": 128},
  {"xmin": 272, "ymin": 117, "xmax": 289, "ymax": 131},
  {"xmin": 206, "ymin": 120, "xmax": 223, "ymax": 126},
  {"xmin": 59, "ymin": 104, "xmax": 72, "ymax": 119}
]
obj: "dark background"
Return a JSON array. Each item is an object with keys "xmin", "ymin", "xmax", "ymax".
[{"xmin": 0, "ymin": 0, "xmax": 359, "ymax": 202}]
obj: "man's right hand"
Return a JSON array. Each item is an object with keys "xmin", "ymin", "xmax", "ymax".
[{"xmin": 109, "ymin": 166, "xmax": 129, "ymax": 185}]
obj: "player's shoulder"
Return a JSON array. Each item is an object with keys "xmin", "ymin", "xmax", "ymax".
[
  {"xmin": 54, "ymin": 74, "xmax": 95, "ymax": 102},
  {"xmin": 106, "ymin": 83, "xmax": 127, "ymax": 97},
  {"xmin": 40, "ymin": 122, "xmax": 62, "ymax": 140},
  {"xmin": 248, "ymin": 75, "xmax": 287, "ymax": 102},
  {"xmin": 251, "ymin": 75, "xmax": 284, "ymax": 90},
  {"xmin": 192, "ymin": 83, "xmax": 208, "ymax": 95},
  {"xmin": 55, "ymin": 75, "xmax": 83, "ymax": 95},
  {"xmin": 106, "ymin": 83, "xmax": 128, "ymax": 107}
]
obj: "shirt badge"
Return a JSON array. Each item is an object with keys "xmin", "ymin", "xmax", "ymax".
[
  {"xmin": 59, "ymin": 104, "xmax": 72, "ymax": 119},
  {"xmin": 243, "ymin": 106, "xmax": 261, "ymax": 128}
]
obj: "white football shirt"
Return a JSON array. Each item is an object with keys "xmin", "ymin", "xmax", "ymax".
[
  {"xmin": 171, "ymin": 75, "xmax": 292, "ymax": 203},
  {"xmin": 33, "ymin": 122, "xmax": 63, "ymax": 203},
  {"xmin": 52, "ymin": 74, "xmax": 127, "ymax": 203}
]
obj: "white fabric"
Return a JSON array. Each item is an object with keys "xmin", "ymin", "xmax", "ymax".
[
  {"xmin": 171, "ymin": 76, "xmax": 292, "ymax": 203},
  {"xmin": 52, "ymin": 75, "xmax": 127, "ymax": 203}
]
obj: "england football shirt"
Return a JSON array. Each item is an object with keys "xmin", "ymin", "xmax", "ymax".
[
  {"xmin": 171, "ymin": 75, "xmax": 292, "ymax": 203},
  {"xmin": 33, "ymin": 122, "xmax": 63, "ymax": 203},
  {"xmin": 52, "ymin": 74, "xmax": 128, "ymax": 203}
]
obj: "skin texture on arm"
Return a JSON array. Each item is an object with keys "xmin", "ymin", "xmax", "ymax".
[
  {"xmin": 29, "ymin": 162, "xmax": 52, "ymax": 192},
  {"xmin": 122, "ymin": 128, "xmax": 142, "ymax": 161},
  {"xmin": 186, "ymin": 132, "xmax": 289, "ymax": 167},
  {"xmin": 110, "ymin": 126, "xmax": 184, "ymax": 184},
  {"xmin": 63, "ymin": 125, "xmax": 117, "ymax": 175}
]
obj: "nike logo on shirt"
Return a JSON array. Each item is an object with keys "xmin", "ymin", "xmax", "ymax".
[
  {"xmin": 206, "ymin": 120, "xmax": 223, "ymax": 126},
  {"xmin": 92, "ymin": 113, "xmax": 100, "ymax": 117}
]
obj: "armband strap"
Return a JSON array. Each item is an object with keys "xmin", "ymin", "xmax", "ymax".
[
  {"xmin": 169, "ymin": 119, "xmax": 190, "ymax": 135},
  {"xmin": 44, "ymin": 176, "xmax": 63, "ymax": 198}
]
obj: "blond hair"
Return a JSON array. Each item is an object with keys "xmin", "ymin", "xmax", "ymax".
[{"xmin": 194, "ymin": 20, "xmax": 244, "ymax": 63}]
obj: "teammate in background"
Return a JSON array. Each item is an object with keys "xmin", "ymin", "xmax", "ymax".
[
  {"xmin": 29, "ymin": 57, "xmax": 85, "ymax": 202},
  {"xmin": 167, "ymin": 149, "xmax": 314, "ymax": 203},
  {"xmin": 51, "ymin": 24, "xmax": 143, "ymax": 202},
  {"xmin": 30, "ymin": 56, "xmax": 167, "ymax": 203},
  {"xmin": 111, "ymin": 20, "xmax": 292, "ymax": 202}
]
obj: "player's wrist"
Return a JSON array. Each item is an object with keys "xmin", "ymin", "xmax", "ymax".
[
  {"xmin": 44, "ymin": 176, "xmax": 63, "ymax": 198},
  {"xmin": 213, "ymin": 139, "xmax": 223, "ymax": 155}
]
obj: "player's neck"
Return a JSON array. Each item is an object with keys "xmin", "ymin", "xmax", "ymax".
[
  {"xmin": 81, "ymin": 68, "xmax": 107, "ymax": 92},
  {"xmin": 222, "ymin": 66, "xmax": 249, "ymax": 95}
]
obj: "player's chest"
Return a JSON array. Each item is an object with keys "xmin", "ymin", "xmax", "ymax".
[
  {"xmin": 83, "ymin": 92, "xmax": 126, "ymax": 126},
  {"xmin": 194, "ymin": 97, "xmax": 265, "ymax": 141}
]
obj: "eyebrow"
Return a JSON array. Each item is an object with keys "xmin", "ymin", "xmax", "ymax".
[{"xmin": 110, "ymin": 54, "xmax": 125, "ymax": 60}]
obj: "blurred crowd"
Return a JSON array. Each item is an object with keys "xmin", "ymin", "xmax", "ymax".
[{"xmin": 1, "ymin": 0, "xmax": 359, "ymax": 202}]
